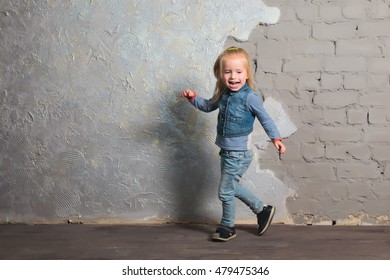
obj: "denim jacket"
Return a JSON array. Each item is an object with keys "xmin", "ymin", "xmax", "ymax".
[
  {"xmin": 190, "ymin": 83, "xmax": 281, "ymax": 150},
  {"xmin": 217, "ymin": 84, "xmax": 255, "ymax": 137}
]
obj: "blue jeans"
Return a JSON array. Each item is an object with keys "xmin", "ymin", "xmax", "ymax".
[{"xmin": 218, "ymin": 149, "xmax": 263, "ymax": 228}]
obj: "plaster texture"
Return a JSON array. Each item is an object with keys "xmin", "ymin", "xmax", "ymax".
[{"xmin": 0, "ymin": 1, "xmax": 297, "ymax": 224}]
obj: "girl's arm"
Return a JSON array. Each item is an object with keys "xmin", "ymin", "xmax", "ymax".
[
  {"xmin": 248, "ymin": 92, "xmax": 286, "ymax": 154},
  {"xmin": 180, "ymin": 89, "xmax": 218, "ymax": 113}
]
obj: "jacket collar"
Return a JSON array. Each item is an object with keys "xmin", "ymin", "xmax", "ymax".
[{"xmin": 224, "ymin": 83, "xmax": 250, "ymax": 95}]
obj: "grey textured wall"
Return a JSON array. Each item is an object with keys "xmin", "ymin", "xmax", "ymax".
[
  {"xmin": 1, "ymin": 0, "xmax": 389, "ymax": 226},
  {"xmin": 1, "ymin": 1, "xmax": 297, "ymax": 224}
]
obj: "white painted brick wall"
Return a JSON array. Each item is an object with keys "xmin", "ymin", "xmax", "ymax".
[
  {"xmin": 319, "ymin": 127, "xmax": 362, "ymax": 142},
  {"xmin": 336, "ymin": 39, "xmax": 382, "ymax": 55},
  {"xmin": 313, "ymin": 91, "xmax": 358, "ymax": 108},
  {"xmin": 344, "ymin": 74, "xmax": 367, "ymax": 90},
  {"xmin": 312, "ymin": 22, "xmax": 357, "ymax": 40},
  {"xmin": 324, "ymin": 57, "xmax": 367, "ymax": 72},
  {"xmin": 283, "ymin": 57, "xmax": 322, "ymax": 72},
  {"xmin": 246, "ymin": 0, "xmax": 390, "ymax": 225},
  {"xmin": 368, "ymin": 108, "xmax": 388, "ymax": 124},
  {"xmin": 347, "ymin": 109, "xmax": 367, "ymax": 124}
]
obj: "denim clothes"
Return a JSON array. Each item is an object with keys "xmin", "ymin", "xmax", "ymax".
[
  {"xmin": 219, "ymin": 149, "xmax": 263, "ymax": 227},
  {"xmin": 217, "ymin": 84, "xmax": 255, "ymax": 137},
  {"xmin": 189, "ymin": 84, "xmax": 281, "ymax": 227},
  {"xmin": 190, "ymin": 83, "xmax": 281, "ymax": 151}
]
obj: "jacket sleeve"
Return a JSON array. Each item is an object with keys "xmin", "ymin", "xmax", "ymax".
[
  {"xmin": 190, "ymin": 95, "xmax": 219, "ymax": 113},
  {"xmin": 247, "ymin": 92, "xmax": 281, "ymax": 140}
]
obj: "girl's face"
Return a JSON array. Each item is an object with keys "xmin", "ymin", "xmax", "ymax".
[{"xmin": 221, "ymin": 54, "xmax": 248, "ymax": 92}]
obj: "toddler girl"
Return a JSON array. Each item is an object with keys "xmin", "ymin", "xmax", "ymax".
[{"xmin": 181, "ymin": 46, "xmax": 286, "ymax": 241}]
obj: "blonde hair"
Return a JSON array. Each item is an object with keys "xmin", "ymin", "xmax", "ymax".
[{"xmin": 211, "ymin": 46, "xmax": 255, "ymax": 103}]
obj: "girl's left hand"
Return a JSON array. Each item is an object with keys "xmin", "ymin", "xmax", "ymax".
[{"xmin": 273, "ymin": 140, "xmax": 286, "ymax": 154}]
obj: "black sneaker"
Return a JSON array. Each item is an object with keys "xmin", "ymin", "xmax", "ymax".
[
  {"xmin": 257, "ymin": 205, "xmax": 275, "ymax": 236},
  {"xmin": 211, "ymin": 225, "xmax": 236, "ymax": 242}
]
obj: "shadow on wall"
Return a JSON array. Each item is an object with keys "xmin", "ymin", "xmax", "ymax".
[
  {"xmin": 0, "ymin": 0, "xmax": 283, "ymax": 224},
  {"xmin": 139, "ymin": 90, "xmax": 221, "ymax": 224}
]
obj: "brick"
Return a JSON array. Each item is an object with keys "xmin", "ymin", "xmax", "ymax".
[
  {"xmin": 319, "ymin": 127, "xmax": 362, "ymax": 142},
  {"xmin": 372, "ymin": 181, "xmax": 390, "ymax": 198},
  {"xmin": 259, "ymin": 58, "xmax": 283, "ymax": 73},
  {"xmin": 336, "ymin": 39, "xmax": 381, "ymax": 56},
  {"xmin": 344, "ymin": 74, "xmax": 367, "ymax": 90},
  {"xmin": 364, "ymin": 200, "xmax": 390, "ymax": 215},
  {"xmin": 295, "ymin": 4, "xmax": 319, "ymax": 21},
  {"xmin": 368, "ymin": 108, "xmax": 388, "ymax": 124},
  {"xmin": 258, "ymin": 40, "xmax": 290, "ymax": 59},
  {"xmin": 283, "ymin": 57, "xmax": 322, "ymax": 72},
  {"xmin": 289, "ymin": 163, "xmax": 336, "ymax": 179},
  {"xmin": 312, "ymin": 22, "xmax": 357, "ymax": 40},
  {"xmin": 276, "ymin": 90, "xmax": 306, "ymax": 106},
  {"xmin": 347, "ymin": 145, "xmax": 371, "ymax": 161},
  {"xmin": 302, "ymin": 143, "xmax": 325, "ymax": 161},
  {"xmin": 299, "ymin": 106, "xmax": 323, "ymax": 124},
  {"xmin": 358, "ymin": 21, "xmax": 390, "ymax": 37},
  {"xmin": 360, "ymin": 92, "xmax": 390, "ymax": 106},
  {"xmin": 292, "ymin": 127, "xmax": 316, "ymax": 143},
  {"xmin": 324, "ymin": 57, "xmax": 367, "ymax": 72},
  {"xmin": 237, "ymin": 42, "xmax": 256, "ymax": 56},
  {"xmin": 277, "ymin": 6, "xmax": 298, "ymax": 22},
  {"xmin": 290, "ymin": 40, "xmax": 334, "ymax": 55},
  {"xmin": 297, "ymin": 73, "xmax": 321, "ymax": 91},
  {"xmin": 369, "ymin": 58, "xmax": 390, "ymax": 73},
  {"xmin": 321, "ymin": 73, "xmax": 343, "ymax": 90},
  {"xmin": 346, "ymin": 182, "xmax": 375, "ymax": 199},
  {"xmin": 319, "ymin": 199, "xmax": 363, "ymax": 219},
  {"xmin": 381, "ymin": 38, "xmax": 390, "ymax": 56},
  {"xmin": 368, "ymin": 74, "xmax": 390, "ymax": 91},
  {"xmin": 325, "ymin": 144, "xmax": 347, "ymax": 160},
  {"xmin": 367, "ymin": 2, "xmax": 389, "ymax": 19},
  {"xmin": 337, "ymin": 163, "xmax": 381, "ymax": 179},
  {"xmin": 291, "ymin": 182, "xmax": 322, "ymax": 199},
  {"xmin": 313, "ymin": 91, "xmax": 358, "ymax": 108},
  {"xmin": 324, "ymin": 109, "xmax": 347, "ymax": 124},
  {"xmin": 371, "ymin": 145, "xmax": 390, "ymax": 161},
  {"xmin": 274, "ymin": 75, "xmax": 297, "ymax": 91},
  {"xmin": 256, "ymin": 72, "xmax": 274, "ymax": 90},
  {"xmin": 364, "ymin": 128, "xmax": 390, "ymax": 142},
  {"xmin": 342, "ymin": 3, "xmax": 367, "ymax": 19},
  {"xmin": 347, "ymin": 109, "xmax": 367, "ymax": 125},
  {"xmin": 385, "ymin": 164, "xmax": 390, "ymax": 179},
  {"xmin": 319, "ymin": 181, "xmax": 349, "ymax": 199},
  {"xmin": 319, "ymin": 5, "xmax": 343, "ymax": 21},
  {"xmin": 267, "ymin": 22, "xmax": 311, "ymax": 40},
  {"xmin": 286, "ymin": 198, "xmax": 322, "ymax": 215}
]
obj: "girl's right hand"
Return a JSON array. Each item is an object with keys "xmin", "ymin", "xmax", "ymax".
[{"xmin": 180, "ymin": 89, "xmax": 196, "ymax": 100}]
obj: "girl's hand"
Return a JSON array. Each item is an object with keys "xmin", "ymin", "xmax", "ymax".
[
  {"xmin": 180, "ymin": 89, "xmax": 196, "ymax": 100},
  {"xmin": 273, "ymin": 139, "xmax": 286, "ymax": 154}
]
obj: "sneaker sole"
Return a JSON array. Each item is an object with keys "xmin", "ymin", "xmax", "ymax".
[
  {"xmin": 211, "ymin": 233, "xmax": 237, "ymax": 242},
  {"xmin": 258, "ymin": 206, "xmax": 275, "ymax": 236}
]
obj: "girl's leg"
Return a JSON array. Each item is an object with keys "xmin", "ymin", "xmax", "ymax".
[
  {"xmin": 234, "ymin": 174, "xmax": 264, "ymax": 214},
  {"xmin": 218, "ymin": 150, "xmax": 262, "ymax": 227}
]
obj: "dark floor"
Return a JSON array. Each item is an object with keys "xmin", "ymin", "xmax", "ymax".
[{"xmin": 0, "ymin": 223, "xmax": 389, "ymax": 260}]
